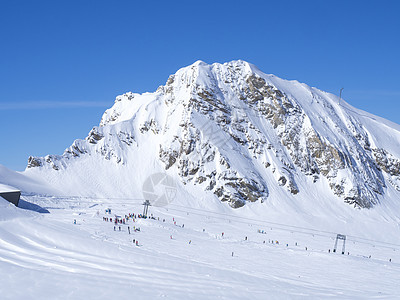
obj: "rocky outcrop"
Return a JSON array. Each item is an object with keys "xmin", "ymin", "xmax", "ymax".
[{"xmin": 26, "ymin": 60, "xmax": 400, "ymax": 208}]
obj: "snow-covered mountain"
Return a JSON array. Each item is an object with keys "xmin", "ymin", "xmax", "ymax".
[{"xmin": 24, "ymin": 60, "xmax": 400, "ymax": 208}]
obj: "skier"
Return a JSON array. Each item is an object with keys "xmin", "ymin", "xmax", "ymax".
[
  {"xmin": 114, "ymin": 226, "xmax": 116, "ymax": 231},
  {"xmin": 222, "ymin": 232, "xmax": 224, "ymax": 237},
  {"xmin": 74, "ymin": 219, "xmax": 76, "ymax": 224},
  {"xmin": 128, "ymin": 226, "xmax": 130, "ymax": 234},
  {"xmin": 119, "ymin": 226, "xmax": 121, "ymax": 231}
]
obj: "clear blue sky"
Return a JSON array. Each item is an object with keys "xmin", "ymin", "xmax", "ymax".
[{"xmin": 1, "ymin": 0, "xmax": 399, "ymax": 171}]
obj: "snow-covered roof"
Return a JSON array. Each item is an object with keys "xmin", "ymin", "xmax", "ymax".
[{"xmin": 0, "ymin": 183, "xmax": 20, "ymax": 193}]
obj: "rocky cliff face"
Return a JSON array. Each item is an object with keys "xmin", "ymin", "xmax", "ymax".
[{"xmin": 26, "ymin": 60, "xmax": 400, "ymax": 208}]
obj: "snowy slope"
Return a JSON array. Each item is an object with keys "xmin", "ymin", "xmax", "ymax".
[
  {"xmin": 1, "ymin": 197, "xmax": 400, "ymax": 299},
  {"xmin": 0, "ymin": 164, "xmax": 59, "ymax": 195},
  {"xmin": 22, "ymin": 60, "xmax": 400, "ymax": 210}
]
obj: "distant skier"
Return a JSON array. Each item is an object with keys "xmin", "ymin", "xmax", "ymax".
[
  {"xmin": 74, "ymin": 219, "xmax": 76, "ymax": 224},
  {"xmin": 128, "ymin": 226, "xmax": 130, "ymax": 234}
]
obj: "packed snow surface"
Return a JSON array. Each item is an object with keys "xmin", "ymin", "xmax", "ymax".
[{"xmin": 0, "ymin": 196, "xmax": 400, "ymax": 299}]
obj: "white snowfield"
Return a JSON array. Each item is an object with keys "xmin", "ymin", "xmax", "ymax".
[
  {"xmin": 0, "ymin": 194, "xmax": 399, "ymax": 299},
  {"xmin": 1, "ymin": 60, "xmax": 400, "ymax": 298}
]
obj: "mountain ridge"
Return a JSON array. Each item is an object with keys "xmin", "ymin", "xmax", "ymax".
[{"xmin": 24, "ymin": 60, "xmax": 400, "ymax": 209}]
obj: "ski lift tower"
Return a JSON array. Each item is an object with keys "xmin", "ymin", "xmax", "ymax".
[
  {"xmin": 333, "ymin": 234, "xmax": 347, "ymax": 254},
  {"xmin": 339, "ymin": 88, "xmax": 344, "ymax": 105},
  {"xmin": 142, "ymin": 200, "xmax": 151, "ymax": 218}
]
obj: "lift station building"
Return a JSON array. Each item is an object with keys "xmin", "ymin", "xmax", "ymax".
[{"xmin": 0, "ymin": 183, "xmax": 21, "ymax": 207}]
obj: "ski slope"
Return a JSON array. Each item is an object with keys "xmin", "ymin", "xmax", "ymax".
[{"xmin": 0, "ymin": 195, "xmax": 399, "ymax": 299}]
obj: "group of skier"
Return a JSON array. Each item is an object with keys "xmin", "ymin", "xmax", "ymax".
[{"xmin": 98, "ymin": 210, "xmax": 395, "ymax": 263}]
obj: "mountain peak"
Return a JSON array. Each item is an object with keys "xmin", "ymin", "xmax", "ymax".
[
  {"xmin": 191, "ymin": 60, "xmax": 208, "ymax": 67},
  {"xmin": 24, "ymin": 61, "xmax": 400, "ymax": 209}
]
